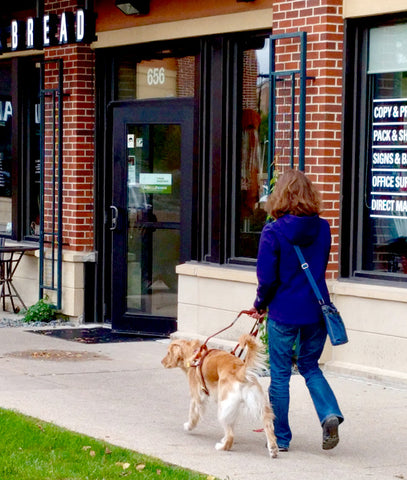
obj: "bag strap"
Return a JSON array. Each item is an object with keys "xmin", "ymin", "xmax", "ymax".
[{"xmin": 293, "ymin": 245, "xmax": 325, "ymax": 306}]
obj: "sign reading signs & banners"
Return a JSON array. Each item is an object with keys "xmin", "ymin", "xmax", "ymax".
[{"xmin": 370, "ymin": 98, "xmax": 407, "ymax": 218}]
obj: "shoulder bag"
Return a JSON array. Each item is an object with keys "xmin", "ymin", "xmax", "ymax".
[{"xmin": 293, "ymin": 245, "xmax": 348, "ymax": 346}]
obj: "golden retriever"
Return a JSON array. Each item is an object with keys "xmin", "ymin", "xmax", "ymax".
[{"xmin": 161, "ymin": 334, "xmax": 278, "ymax": 458}]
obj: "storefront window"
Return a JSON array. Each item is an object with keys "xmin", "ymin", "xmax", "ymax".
[
  {"xmin": 0, "ymin": 58, "xmax": 41, "ymax": 240},
  {"xmin": 0, "ymin": 62, "xmax": 12, "ymax": 234},
  {"xmin": 237, "ymin": 38, "xmax": 269, "ymax": 259},
  {"xmin": 364, "ymin": 25, "xmax": 407, "ymax": 274}
]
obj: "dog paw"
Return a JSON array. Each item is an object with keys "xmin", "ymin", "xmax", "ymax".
[
  {"xmin": 184, "ymin": 422, "xmax": 192, "ymax": 431},
  {"xmin": 215, "ymin": 442, "xmax": 225, "ymax": 451},
  {"xmin": 266, "ymin": 442, "xmax": 279, "ymax": 458},
  {"xmin": 266, "ymin": 443, "xmax": 279, "ymax": 458}
]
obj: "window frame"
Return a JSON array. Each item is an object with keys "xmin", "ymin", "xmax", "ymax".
[
  {"xmin": 342, "ymin": 14, "xmax": 407, "ymax": 284},
  {"xmin": 206, "ymin": 30, "xmax": 271, "ymax": 268}
]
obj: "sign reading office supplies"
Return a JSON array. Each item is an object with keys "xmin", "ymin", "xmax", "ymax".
[
  {"xmin": 370, "ymin": 98, "xmax": 407, "ymax": 219},
  {"xmin": 0, "ymin": 9, "xmax": 96, "ymax": 54}
]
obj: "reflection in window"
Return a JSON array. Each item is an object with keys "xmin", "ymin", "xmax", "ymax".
[
  {"xmin": 0, "ymin": 58, "xmax": 41, "ymax": 239},
  {"xmin": 126, "ymin": 124, "xmax": 181, "ymax": 316},
  {"xmin": 0, "ymin": 62, "xmax": 12, "ymax": 235},
  {"xmin": 28, "ymin": 62, "xmax": 41, "ymax": 237},
  {"xmin": 238, "ymin": 38, "xmax": 269, "ymax": 258}
]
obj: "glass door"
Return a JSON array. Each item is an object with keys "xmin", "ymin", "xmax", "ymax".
[{"xmin": 111, "ymin": 98, "xmax": 194, "ymax": 335}]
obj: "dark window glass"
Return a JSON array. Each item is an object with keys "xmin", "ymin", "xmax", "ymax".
[
  {"xmin": 0, "ymin": 57, "xmax": 42, "ymax": 240},
  {"xmin": 237, "ymin": 37, "xmax": 269, "ymax": 259},
  {"xmin": 0, "ymin": 62, "xmax": 12, "ymax": 234},
  {"xmin": 362, "ymin": 24, "xmax": 407, "ymax": 276},
  {"xmin": 26, "ymin": 62, "xmax": 41, "ymax": 237},
  {"xmin": 364, "ymin": 72, "xmax": 407, "ymax": 274}
]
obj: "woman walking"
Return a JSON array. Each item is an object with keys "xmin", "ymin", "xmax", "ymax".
[{"xmin": 249, "ymin": 169, "xmax": 343, "ymax": 452}]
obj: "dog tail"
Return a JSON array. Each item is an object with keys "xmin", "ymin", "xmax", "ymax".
[
  {"xmin": 238, "ymin": 334, "xmax": 261, "ymax": 367},
  {"xmin": 238, "ymin": 334, "xmax": 268, "ymax": 377}
]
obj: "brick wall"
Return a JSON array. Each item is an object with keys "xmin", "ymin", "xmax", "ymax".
[
  {"xmin": 242, "ymin": 50, "xmax": 259, "ymax": 110},
  {"xmin": 177, "ymin": 57, "xmax": 195, "ymax": 97},
  {"xmin": 272, "ymin": 0, "xmax": 343, "ymax": 278},
  {"xmin": 43, "ymin": 0, "xmax": 95, "ymax": 252}
]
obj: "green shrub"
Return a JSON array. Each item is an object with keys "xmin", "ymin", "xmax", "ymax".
[{"xmin": 24, "ymin": 298, "xmax": 57, "ymax": 323}]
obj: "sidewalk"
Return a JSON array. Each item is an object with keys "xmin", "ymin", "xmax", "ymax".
[{"xmin": 0, "ymin": 325, "xmax": 406, "ymax": 480}]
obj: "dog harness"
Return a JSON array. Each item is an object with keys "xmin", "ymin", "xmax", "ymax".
[
  {"xmin": 188, "ymin": 310, "xmax": 266, "ymax": 397},
  {"xmin": 189, "ymin": 344, "xmax": 212, "ymax": 396}
]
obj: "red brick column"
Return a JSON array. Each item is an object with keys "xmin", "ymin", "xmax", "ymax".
[
  {"xmin": 43, "ymin": 0, "xmax": 95, "ymax": 252},
  {"xmin": 272, "ymin": 0, "xmax": 343, "ymax": 278}
]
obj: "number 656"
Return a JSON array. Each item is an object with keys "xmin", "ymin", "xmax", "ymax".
[{"xmin": 147, "ymin": 67, "xmax": 165, "ymax": 85}]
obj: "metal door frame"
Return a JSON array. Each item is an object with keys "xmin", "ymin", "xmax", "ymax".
[
  {"xmin": 267, "ymin": 31, "xmax": 312, "ymax": 182},
  {"xmin": 109, "ymin": 97, "xmax": 194, "ymax": 336}
]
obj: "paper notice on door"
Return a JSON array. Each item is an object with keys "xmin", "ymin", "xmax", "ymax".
[
  {"xmin": 139, "ymin": 173, "xmax": 172, "ymax": 194},
  {"xmin": 127, "ymin": 134, "xmax": 135, "ymax": 148}
]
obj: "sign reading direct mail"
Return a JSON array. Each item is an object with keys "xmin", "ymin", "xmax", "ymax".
[
  {"xmin": 139, "ymin": 173, "xmax": 172, "ymax": 194},
  {"xmin": 370, "ymin": 98, "xmax": 407, "ymax": 218}
]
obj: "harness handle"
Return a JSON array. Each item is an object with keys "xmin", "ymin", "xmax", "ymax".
[
  {"xmin": 231, "ymin": 312, "xmax": 266, "ymax": 357},
  {"xmin": 201, "ymin": 310, "xmax": 254, "ymax": 348}
]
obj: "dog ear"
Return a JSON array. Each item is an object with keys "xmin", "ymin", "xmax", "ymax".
[{"xmin": 170, "ymin": 342, "xmax": 184, "ymax": 366}]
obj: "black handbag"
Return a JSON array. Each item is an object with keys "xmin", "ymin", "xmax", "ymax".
[{"xmin": 294, "ymin": 245, "xmax": 348, "ymax": 346}]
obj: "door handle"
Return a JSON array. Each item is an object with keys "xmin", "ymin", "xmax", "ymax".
[{"xmin": 110, "ymin": 205, "xmax": 119, "ymax": 231}]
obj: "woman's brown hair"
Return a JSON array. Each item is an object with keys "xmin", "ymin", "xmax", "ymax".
[{"xmin": 266, "ymin": 169, "xmax": 322, "ymax": 219}]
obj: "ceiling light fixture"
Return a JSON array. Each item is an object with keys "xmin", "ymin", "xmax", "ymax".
[{"xmin": 115, "ymin": 0, "xmax": 150, "ymax": 15}]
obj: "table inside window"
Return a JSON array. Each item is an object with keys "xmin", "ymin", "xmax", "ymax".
[{"xmin": 0, "ymin": 245, "xmax": 39, "ymax": 313}]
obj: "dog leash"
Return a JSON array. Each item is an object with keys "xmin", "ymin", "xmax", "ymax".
[{"xmin": 189, "ymin": 310, "xmax": 266, "ymax": 396}]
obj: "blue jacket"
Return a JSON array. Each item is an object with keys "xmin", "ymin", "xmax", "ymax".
[{"xmin": 254, "ymin": 214, "xmax": 331, "ymax": 325}]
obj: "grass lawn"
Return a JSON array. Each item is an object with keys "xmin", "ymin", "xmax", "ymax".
[{"xmin": 0, "ymin": 408, "xmax": 218, "ymax": 480}]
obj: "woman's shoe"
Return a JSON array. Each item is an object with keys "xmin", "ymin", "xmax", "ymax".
[
  {"xmin": 322, "ymin": 415, "xmax": 339, "ymax": 450},
  {"xmin": 267, "ymin": 444, "xmax": 289, "ymax": 452}
]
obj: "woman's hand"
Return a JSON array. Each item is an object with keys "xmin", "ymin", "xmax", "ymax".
[{"xmin": 247, "ymin": 306, "xmax": 266, "ymax": 320}]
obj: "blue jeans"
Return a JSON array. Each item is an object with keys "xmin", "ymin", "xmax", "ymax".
[{"xmin": 267, "ymin": 318, "xmax": 344, "ymax": 448}]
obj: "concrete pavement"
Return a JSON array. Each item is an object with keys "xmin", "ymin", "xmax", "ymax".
[{"xmin": 0, "ymin": 324, "xmax": 406, "ymax": 480}]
